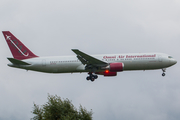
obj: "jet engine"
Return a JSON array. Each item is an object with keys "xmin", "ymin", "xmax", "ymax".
[
  {"xmin": 95, "ymin": 71, "xmax": 117, "ymax": 76},
  {"xmin": 103, "ymin": 71, "xmax": 117, "ymax": 76},
  {"xmin": 103, "ymin": 62, "xmax": 124, "ymax": 72},
  {"xmin": 109, "ymin": 63, "xmax": 124, "ymax": 71}
]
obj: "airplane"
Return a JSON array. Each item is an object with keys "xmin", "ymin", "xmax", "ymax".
[{"xmin": 2, "ymin": 31, "xmax": 177, "ymax": 82}]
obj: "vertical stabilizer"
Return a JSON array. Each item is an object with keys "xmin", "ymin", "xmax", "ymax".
[{"xmin": 2, "ymin": 31, "xmax": 38, "ymax": 60}]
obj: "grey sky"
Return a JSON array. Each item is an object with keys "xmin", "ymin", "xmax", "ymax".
[{"xmin": 0, "ymin": 0, "xmax": 180, "ymax": 120}]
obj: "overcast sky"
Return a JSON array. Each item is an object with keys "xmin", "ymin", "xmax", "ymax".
[{"xmin": 0, "ymin": 0, "xmax": 180, "ymax": 120}]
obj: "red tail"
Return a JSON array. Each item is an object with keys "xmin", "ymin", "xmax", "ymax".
[{"xmin": 2, "ymin": 31, "xmax": 38, "ymax": 60}]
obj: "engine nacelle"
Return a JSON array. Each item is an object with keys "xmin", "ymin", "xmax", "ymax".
[
  {"xmin": 95, "ymin": 71, "xmax": 117, "ymax": 76},
  {"xmin": 104, "ymin": 71, "xmax": 117, "ymax": 76},
  {"xmin": 109, "ymin": 62, "xmax": 124, "ymax": 72}
]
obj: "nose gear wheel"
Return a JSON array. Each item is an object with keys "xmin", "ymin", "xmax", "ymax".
[{"xmin": 162, "ymin": 68, "xmax": 166, "ymax": 77}]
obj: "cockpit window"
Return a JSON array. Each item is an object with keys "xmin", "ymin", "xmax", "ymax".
[{"xmin": 168, "ymin": 56, "xmax": 173, "ymax": 58}]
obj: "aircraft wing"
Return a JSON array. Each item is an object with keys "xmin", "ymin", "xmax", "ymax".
[{"xmin": 72, "ymin": 49, "xmax": 107, "ymax": 67}]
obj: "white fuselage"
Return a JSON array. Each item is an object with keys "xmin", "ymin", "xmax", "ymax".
[{"xmin": 8, "ymin": 53, "xmax": 177, "ymax": 74}]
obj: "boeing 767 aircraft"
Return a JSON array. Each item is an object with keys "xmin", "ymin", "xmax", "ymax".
[{"xmin": 2, "ymin": 31, "xmax": 177, "ymax": 82}]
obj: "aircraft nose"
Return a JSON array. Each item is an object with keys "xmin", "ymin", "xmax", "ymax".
[{"xmin": 170, "ymin": 59, "xmax": 177, "ymax": 65}]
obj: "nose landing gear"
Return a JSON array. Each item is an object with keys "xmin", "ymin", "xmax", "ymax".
[
  {"xmin": 162, "ymin": 68, "xmax": 166, "ymax": 77},
  {"xmin": 162, "ymin": 73, "xmax": 165, "ymax": 76},
  {"xmin": 86, "ymin": 73, "xmax": 98, "ymax": 82}
]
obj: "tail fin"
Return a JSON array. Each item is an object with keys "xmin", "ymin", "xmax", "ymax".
[{"xmin": 2, "ymin": 31, "xmax": 38, "ymax": 60}]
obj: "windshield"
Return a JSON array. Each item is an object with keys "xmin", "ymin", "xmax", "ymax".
[{"xmin": 168, "ymin": 56, "xmax": 173, "ymax": 58}]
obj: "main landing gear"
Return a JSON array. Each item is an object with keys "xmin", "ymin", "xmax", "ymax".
[
  {"xmin": 162, "ymin": 68, "xmax": 166, "ymax": 77},
  {"xmin": 86, "ymin": 73, "xmax": 98, "ymax": 82}
]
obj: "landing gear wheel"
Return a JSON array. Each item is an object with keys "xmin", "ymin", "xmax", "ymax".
[
  {"xmin": 162, "ymin": 68, "xmax": 166, "ymax": 77},
  {"xmin": 86, "ymin": 76, "xmax": 90, "ymax": 80},
  {"xmin": 91, "ymin": 77, "xmax": 95, "ymax": 82},
  {"xmin": 162, "ymin": 73, "xmax": 165, "ymax": 76},
  {"xmin": 94, "ymin": 75, "xmax": 98, "ymax": 79},
  {"xmin": 86, "ymin": 72, "xmax": 98, "ymax": 82}
]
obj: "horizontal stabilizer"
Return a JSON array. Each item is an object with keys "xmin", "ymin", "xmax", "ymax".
[{"xmin": 7, "ymin": 58, "xmax": 31, "ymax": 65}]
